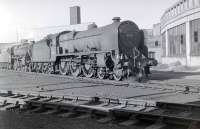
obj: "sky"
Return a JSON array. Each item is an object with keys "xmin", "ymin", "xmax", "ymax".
[{"xmin": 0, "ymin": 0, "xmax": 178, "ymax": 43}]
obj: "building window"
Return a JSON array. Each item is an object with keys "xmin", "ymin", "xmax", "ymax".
[
  {"xmin": 168, "ymin": 23, "xmax": 186, "ymax": 57},
  {"xmin": 191, "ymin": 19, "xmax": 200, "ymax": 56},
  {"xmin": 181, "ymin": 35, "xmax": 184, "ymax": 44},
  {"xmin": 162, "ymin": 32, "xmax": 166, "ymax": 57},
  {"xmin": 148, "ymin": 51, "xmax": 155, "ymax": 59},
  {"xmin": 194, "ymin": 31, "xmax": 198, "ymax": 42},
  {"xmin": 155, "ymin": 41, "xmax": 159, "ymax": 46}
]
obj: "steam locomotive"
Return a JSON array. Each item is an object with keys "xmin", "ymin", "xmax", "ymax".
[{"xmin": 0, "ymin": 17, "xmax": 157, "ymax": 81}]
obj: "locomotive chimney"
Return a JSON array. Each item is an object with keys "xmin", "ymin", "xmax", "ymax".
[
  {"xmin": 112, "ymin": 17, "xmax": 121, "ymax": 23},
  {"xmin": 70, "ymin": 6, "xmax": 81, "ymax": 25}
]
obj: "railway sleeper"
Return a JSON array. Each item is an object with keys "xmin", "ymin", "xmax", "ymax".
[
  {"xmin": 157, "ymin": 102, "xmax": 200, "ymax": 112},
  {"xmin": 111, "ymin": 108, "xmax": 200, "ymax": 127},
  {"xmin": 0, "ymin": 103, "xmax": 20, "ymax": 111},
  {"xmin": 0, "ymin": 92, "xmax": 199, "ymax": 127}
]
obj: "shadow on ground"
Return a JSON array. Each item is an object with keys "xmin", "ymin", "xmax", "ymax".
[{"xmin": 148, "ymin": 70, "xmax": 200, "ymax": 81}]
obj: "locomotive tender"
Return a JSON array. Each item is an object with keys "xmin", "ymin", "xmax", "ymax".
[{"xmin": 0, "ymin": 17, "xmax": 155, "ymax": 81}]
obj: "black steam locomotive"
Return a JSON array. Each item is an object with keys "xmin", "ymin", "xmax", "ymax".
[{"xmin": 0, "ymin": 17, "xmax": 157, "ymax": 81}]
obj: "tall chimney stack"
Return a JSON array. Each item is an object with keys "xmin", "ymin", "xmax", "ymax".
[
  {"xmin": 112, "ymin": 17, "xmax": 121, "ymax": 23},
  {"xmin": 70, "ymin": 6, "xmax": 81, "ymax": 25}
]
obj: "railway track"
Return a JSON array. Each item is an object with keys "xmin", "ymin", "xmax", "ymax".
[
  {"xmin": 0, "ymin": 91, "xmax": 199, "ymax": 129},
  {"xmin": 1, "ymin": 70, "xmax": 200, "ymax": 128}
]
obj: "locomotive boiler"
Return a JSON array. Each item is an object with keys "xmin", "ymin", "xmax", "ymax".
[{"xmin": 56, "ymin": 17, "xmax": 148, "ymax": 80}]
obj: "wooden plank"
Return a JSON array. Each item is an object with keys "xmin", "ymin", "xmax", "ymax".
[
  {"xmin": 37, "ymin": 98, "xmax": 52, "ymax": 102},
  {"xmin": 23, "ymin": 96, "xmax": 40, "ymax": 101},
  {"xmin": 48, "ymin": 99, "xmax": 63, "ymax": 103},
  {"xmin": 0, "ymin": 96, "xmax": 25, "ymax": 105}
]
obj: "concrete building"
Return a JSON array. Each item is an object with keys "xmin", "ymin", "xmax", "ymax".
[
  {"xmin": 143, "ymin": 23, "xmax": 162, "ymax": 63},
  {"xmin": 161, "ymin": 0, "xmax": 200, "ymax": 66},
  {"xmin": 70, "ymin": 6, "xmax": 81, "ymax": 25}
]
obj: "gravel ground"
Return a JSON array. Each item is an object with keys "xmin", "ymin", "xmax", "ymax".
[
  {"xmin": 0, "ymin": 111, "xmax": 187, "ymax": 129},
  {"xmin": 0, "ymin": 111, "xmax": 146, "ymax": 129},
  {"xmin": 0, "ymin": 70, "xmax": 200, "ymax": 103},
  {"xmin": 0, "ymin": 70, "xmax": 167, "ymax": 99}
]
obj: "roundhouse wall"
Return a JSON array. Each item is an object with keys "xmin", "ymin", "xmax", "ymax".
[{"xmin": 161, "ymin": 0, "xmax": 200, "ymax": 66}]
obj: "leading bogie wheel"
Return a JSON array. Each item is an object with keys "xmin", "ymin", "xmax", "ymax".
[
  {"xmin": 70, "ymin": 61, "xmax": 81, "ymax": 77},
  {"xmin": 82, "ymin": 63, "xmax": 95, "ymax": 78},
  {"xmin": 59, "ymin": 61, "xmax": 69, "ymax": 75},
  {"xmin": 47, "ymin": 63, "xmax": 54, "ymax": 74}
]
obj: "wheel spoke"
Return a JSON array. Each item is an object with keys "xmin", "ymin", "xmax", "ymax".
[
  {"xmin": 82, "ymin": 64, "xmax": 95, "ymax": 78},
  {"xmin": 113, "ymin": 68, "xmax": 123, "ymax": 81},
  {"xmin": 70, "ymin": 62, "xmax": 81, "ymax": 77},
  {"xmin": 97, "ymin": 67, "xmax": 106, "ymax": 79},
  {"xmin": 59, "ymin": 61, "xmax": 69, "ymax": 75},
  {"xmin": 46, "ymin": 64, "xmax": 53, "ymax": 74}
]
